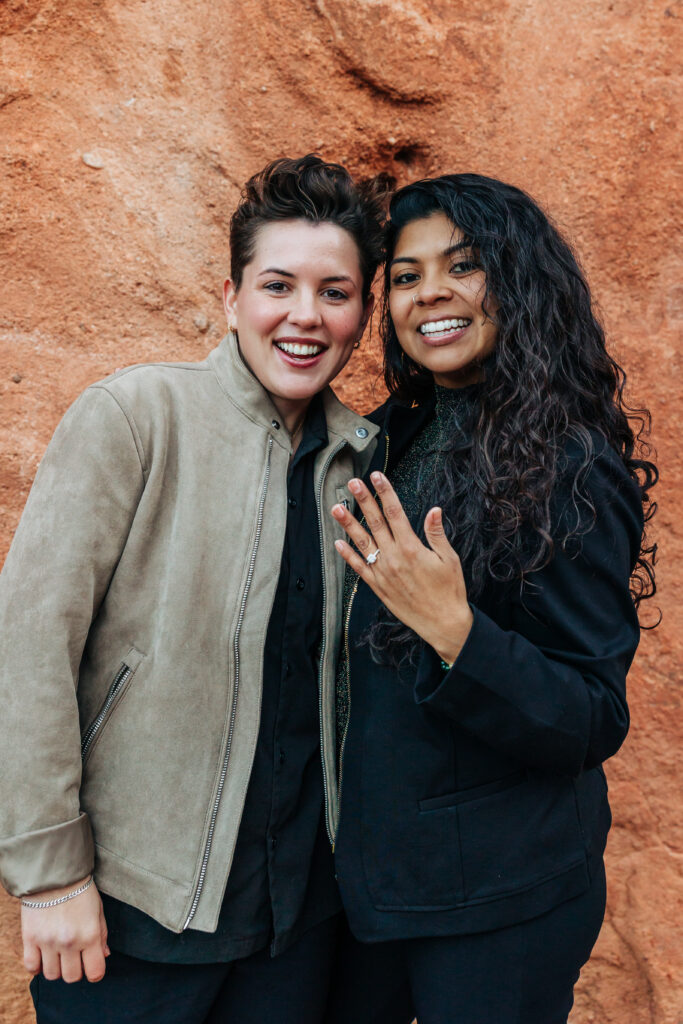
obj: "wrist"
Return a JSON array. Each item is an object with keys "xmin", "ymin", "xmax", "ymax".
[
  {"xmin": 433, "ymin": 605, "xmax": 474, "ymax": 668},
  {"xmin": 21, "ymin": 875, "xmax": 93, "ymax": 909},
  {"xmin": 24, "ymin": 875, "xmax": 91, "ymax": 900}
]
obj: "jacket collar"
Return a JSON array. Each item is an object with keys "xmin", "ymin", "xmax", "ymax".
[
  {"xmin": 365, "ymin": 393, "xmax": 436, "ymax": 477},
  {"xmin": 207, "ymin": 334, "xmax": 379, "ymax": 455}
]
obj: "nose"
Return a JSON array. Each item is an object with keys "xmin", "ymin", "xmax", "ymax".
[
  {"xmin": 287, "ymin": 289, "xmax": 323, "ymax": 329},
  {"xmin": 414, "ymin": 273, "xmax": 453, "ymax": 307}
]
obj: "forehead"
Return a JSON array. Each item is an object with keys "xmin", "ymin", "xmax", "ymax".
[
  {"xmin": 249, "ymin": 219, "xmax": 362, "ymax": 279},
  {"xmin": 394, "ymin": 212, "xmax": 466, "ymax": 258}
]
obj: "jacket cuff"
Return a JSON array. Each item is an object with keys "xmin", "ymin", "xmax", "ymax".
[
  {"xmin": 414, "ymin": 605, "xmax": 493, "ymax": 714},
  {"xmin": 0, "ymin": 813, "xmax": 94, "ymax": 898}
]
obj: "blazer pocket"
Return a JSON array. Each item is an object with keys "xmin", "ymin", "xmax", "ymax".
[
  {"xmin": 81, "ymin": 646, "xmax": 146, "ymax": 765},
  {"xmin": 458, "ymin": 774, "xmax": 585, "ymax": 902},
  {"xmin": 419, "ymin": 771, "xmax": 526, "ymax": 813}
]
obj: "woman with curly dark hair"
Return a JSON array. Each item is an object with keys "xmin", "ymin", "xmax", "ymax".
[{"xmin": 326, "ymin": 173, "xmax": 657, "ymax": 1024}]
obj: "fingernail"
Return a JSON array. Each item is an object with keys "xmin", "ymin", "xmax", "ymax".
[
  {"xmin": 370, "ymin": 471, "xmax": 384, "ymax": 486},
  {"xmin": 348, "ymin": 479, "xmax": 362, "ymax": 494},
  {"xmin": 334, "ymin": 540, "xmax": 345, "ymax": 552}
]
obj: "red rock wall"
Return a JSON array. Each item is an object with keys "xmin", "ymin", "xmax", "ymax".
[{"xmin": 1, "ymin": 1, "xmax": 680, "ymax": 1021}]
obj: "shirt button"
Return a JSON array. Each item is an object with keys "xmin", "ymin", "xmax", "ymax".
[
  {"xmin": 271, "ymin": 419, "xmax": 280, "ymax": 430},
  {"xmin": 355, "ymin": 426, "xmax": 368, "ymax": 438},
  {"xmin": 270, "ymin": 836, "xmax": 277, "ymax": 850},
  {"xmin": 284, "ymin": 662, "xmax": 292, "ymax": 677},
  {"xmin": 296, "ymin": 577, "xmax": 305, "ymax": 591},
  {"xmin": 288, "ymin": 497, "xmax": 297, "ymax": 509},
  {"xmin": 279, "ymin": 749, "xmax": 286, "ymax": 764}
]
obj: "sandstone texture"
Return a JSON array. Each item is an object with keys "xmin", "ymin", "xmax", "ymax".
[{"xmin": 1, "ymin": 1, "xmax": 681, "ymax": 1021}]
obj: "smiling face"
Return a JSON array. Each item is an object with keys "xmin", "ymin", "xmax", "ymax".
[
  {"xmin": 223, "ymin": 219, "xmax": 373, "ymax": 427},
  {"xmin": 388, "ymin": 211, "xmax": 498, "ymax": 389}
]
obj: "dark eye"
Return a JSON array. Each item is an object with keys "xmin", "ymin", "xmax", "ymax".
[
  {"xmin": 392, "ymin": 271, "xmax": 420, "ymax": 287},
  {"xmin": 264, "ymin": 280, "xmax": 289, "ymax": 293},
  {"xmin": 323, "ymin": 288, "xmax": 348, "ymax": 301},
  {"xmin": 450, "ymin": 260, "xmax": 478, "ymax": 275}
]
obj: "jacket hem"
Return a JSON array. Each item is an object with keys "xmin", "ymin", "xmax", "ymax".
[
  {"xmin": 370, "ymin": 856, "xmax": 587, "ymax": 912},
  {"xmin": 95, "ymin": 843, "xmax": 193, "ymax": 934},
  {"xmin": 342, "ymin": 858, "xmax": 592, "ymax": 941}
]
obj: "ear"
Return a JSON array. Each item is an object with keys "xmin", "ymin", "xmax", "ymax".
[
  {"xmin": 223, "ymin": 278, "xmax": 238, "ymax": 329},
  {"xmin": 359, "ymin": 292, "xmax": 375, "ymax": 338}
]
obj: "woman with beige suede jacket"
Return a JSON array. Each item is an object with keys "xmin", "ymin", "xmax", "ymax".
[{"xmin": 0, "ymin": 155, "xmax": 384, "ymax": 1024}]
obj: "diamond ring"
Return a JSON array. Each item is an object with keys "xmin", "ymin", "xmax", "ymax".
[{"xmin": 365, "ymin": 549, "xmax": 380, "ymax": 565}]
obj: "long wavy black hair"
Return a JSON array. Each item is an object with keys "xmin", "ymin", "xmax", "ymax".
[{"xmin": 369, "ymin": 173, "xmax": 658, "ymax": 663}]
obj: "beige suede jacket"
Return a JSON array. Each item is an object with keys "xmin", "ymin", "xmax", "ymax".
[{"xmin": 0, "ymin": 336, "xmax": 378, "ymax": 933}]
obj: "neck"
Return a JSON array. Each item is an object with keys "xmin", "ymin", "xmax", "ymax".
[
  {"xmin": 432, "ymin": 366, "xmax": 484, "ymax": 390},
  {"xmin": 270, "ymin": 394, "xmax": 312, "ymax": 436}
]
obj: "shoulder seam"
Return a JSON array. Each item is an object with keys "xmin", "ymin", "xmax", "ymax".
[{"xmin": 89, "ymin": 384, "xmax": 148, "ymax": 479}]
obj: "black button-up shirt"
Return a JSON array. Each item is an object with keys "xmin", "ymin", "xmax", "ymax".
[{"xmin": 102, "ymin": 398, "xmax": 341, "ymax": 962}]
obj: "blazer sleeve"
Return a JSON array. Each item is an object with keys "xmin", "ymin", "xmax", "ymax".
[
  {"xmin": 414, "ymin": 443, "xmax": 644, "ymax": 776},
  {"xmin": 0, "ymin": 385, "xmax": 145, "ymax": 896}
]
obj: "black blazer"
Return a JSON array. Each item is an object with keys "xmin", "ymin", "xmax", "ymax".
[{"xmin": 334, "ymin": 397, "xmax": 643, "ymax": 941}]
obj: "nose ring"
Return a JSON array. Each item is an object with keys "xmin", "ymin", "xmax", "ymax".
[{"xmin": 412, "ymin": 294, "xmax": 420, "ymax": 306}]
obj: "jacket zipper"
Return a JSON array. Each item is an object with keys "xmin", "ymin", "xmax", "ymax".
[
  {"xmin": 333, "ymin": 431, "xmax": 390, "ymax": 847},
  {"xmin": 183, "ymin": 435, "xmax": 274, "ymax": 930},
  {"xmin": 80, "ymin": 664, "xmax": 133, "ymax": 762},
  {"xmin": 315, "ymin": 440, "xmax": 347, "ymax": 847}
]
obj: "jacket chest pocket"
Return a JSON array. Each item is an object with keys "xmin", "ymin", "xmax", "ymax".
[
  {"xmin": 335, "ymin": 485, "xmax": 356, "ymax": 516},
  {"xmin": 81, "ymin": 646, "xmax": 146, "ymax": 766}
]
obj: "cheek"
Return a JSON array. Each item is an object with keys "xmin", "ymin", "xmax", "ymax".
[
  {"xmin": 389, "ymin": 290, "xmax": 406, "ymax": 322},
  {"xmin": 389, "ymin": 294, "xmax": 413, "ymax": 340},
  {"xmin": 472, "ymin": 279, "xmax": 495, "ymax": 320},
  {"xmin": 237, "ymin": 295, "xmax": 281, "ymax": 335},
  {"xmin": 328, "ymin": 305, "xmax": 364, "ymax": 344}
]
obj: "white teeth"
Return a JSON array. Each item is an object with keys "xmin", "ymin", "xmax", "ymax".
[
  {"xmin": 419, "ymin": 318, "xmax": 470, "ymax": 335},
  {"xmin": 276, "ymin": 341, "xmax": 324, "ymax": 356}
]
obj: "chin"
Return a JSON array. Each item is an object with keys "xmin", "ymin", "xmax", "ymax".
[{"xmin": 276, "ymin": 382, "xmax": 323, "ymax": 401}]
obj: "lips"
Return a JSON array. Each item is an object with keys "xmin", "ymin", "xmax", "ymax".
[
  {"xmin": 416, "ymin": 317, "xmax": 472, "ymax": 348},
  {"xmin": 275, "ymin": 340, "xmax": 325, "ymax": 357},
  {"xmin": 273, "ymin": 337, "xmax": 328, "ymax": 367},
  {"xmin": 419, "ymin": 317, "xmax": 472, "ymax": 336}
]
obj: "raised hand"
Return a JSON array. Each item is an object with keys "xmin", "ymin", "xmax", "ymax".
[{"xmin": 331, "ymin": 471, "xmax": 473, "ymax": 666}]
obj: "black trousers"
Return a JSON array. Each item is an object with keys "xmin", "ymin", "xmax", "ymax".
[
  {"xmin": 326, "ymin": 862, "xmax": 606, "ymax": 1024},
  {"xmin": 30, "ymin": 914, "xmax": 338, "ymax": 1024}
]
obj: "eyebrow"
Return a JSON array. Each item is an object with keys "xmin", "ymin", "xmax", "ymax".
[
  {"xmin": 257, "ymin": 268, "xmax": 356, "ymax": 285},
  {"xmin": 258, "ymin": 267, "xmax": 295, "ymax": 278},
  {"xmin": 389, "ymin": 241, "xmax": 471, "ymax": 268}
]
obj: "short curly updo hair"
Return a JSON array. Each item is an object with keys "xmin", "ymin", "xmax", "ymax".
[{"xmin": 229, "ymin": 154, "xmax": 390, "ymax": 300}]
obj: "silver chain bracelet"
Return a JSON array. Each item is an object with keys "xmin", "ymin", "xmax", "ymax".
[{"xmin": 21, "ymin": 876, "xmax": 93, "ymax": 909}]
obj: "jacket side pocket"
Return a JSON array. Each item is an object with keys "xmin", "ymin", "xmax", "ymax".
[
  {"xmin": 81, "ymin": 646, "xmax": 145, "ymax": 766},
  {"xmin": 418, "ymin": 771, "xmax": 526, "ymax": 813}
]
